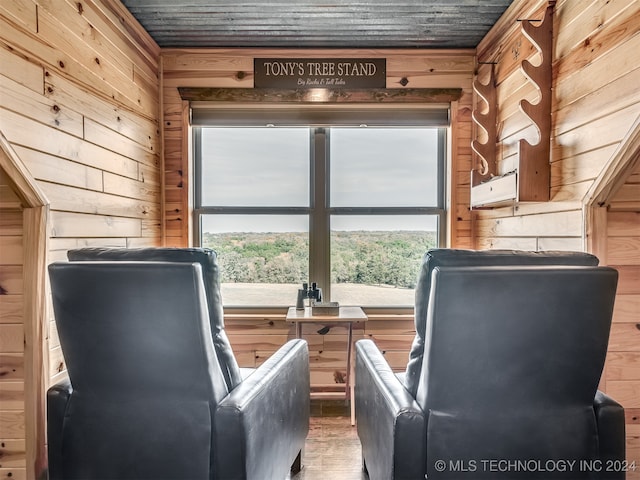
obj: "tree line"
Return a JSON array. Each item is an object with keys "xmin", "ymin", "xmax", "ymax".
[{"xmin": 202, "ymin": 230, "xmax": 437, "ymax": 289}]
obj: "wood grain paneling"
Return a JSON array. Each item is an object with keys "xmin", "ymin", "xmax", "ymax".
[
  {"xmin": 604, "ymin": 133, "xmax": 640, "ymax": 471},
  {"xmin": 1, "ymin": 2, "xmax": 161, "ymax": 478},
  {"xmin": 0, "ymin": 0, "xmax": 161, "ymax": 245},
  {"xmin": 225, "ymin": 309, "xmax": 415, "ymax": 388},
  {"xmin": 0, "ymin": 169, "xmax": 26, "ymax": 479}
]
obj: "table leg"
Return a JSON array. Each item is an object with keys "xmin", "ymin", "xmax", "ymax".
[
  {"xmin": 295, "ymin": 321, "xmax": 302, "ymax": 339},
  {"xmin": 346, "ymin": 322, "xmax": 355, "ymax": 426},
  {"xmin": 350, "ymin": 381, "xmax": 355, "ymax": 426}
]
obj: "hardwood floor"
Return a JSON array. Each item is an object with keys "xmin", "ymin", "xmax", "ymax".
[
  {"xmin": 289, "ymin": 416, "xmax": 367, "ymax": 480},
  {"xmin": 288, "ymin": 402, "xmax": 368, "ymax": 480}
]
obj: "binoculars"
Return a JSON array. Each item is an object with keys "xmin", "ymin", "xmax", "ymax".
[{"xmin": 296, "ymin": 282, "xmax": 322, "ymax": 310}]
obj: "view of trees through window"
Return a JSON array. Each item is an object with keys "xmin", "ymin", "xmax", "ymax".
[
  {"xmin": 330, "ymin": 230, "xmax": 436, "ymax": 290},
  {"xmin": 195, "ymin": 125, "xmax": 444, "ymax": 306},
  {"xmin": 203, "ymin": 231, "xmax": 309, "ymax": 285},
  {"xmin": 201, "ymin": 227, "xmax": 437, "ymax": 306}
]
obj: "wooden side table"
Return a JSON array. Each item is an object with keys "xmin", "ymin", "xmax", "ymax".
[{"xmin": 286, "ymin": 306, "xmax": 368, "ymax": 425}]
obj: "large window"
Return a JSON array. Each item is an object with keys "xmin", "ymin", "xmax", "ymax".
[{"xmin": 194, "ymin": 114, "xmax": 446, "ymax": 307}]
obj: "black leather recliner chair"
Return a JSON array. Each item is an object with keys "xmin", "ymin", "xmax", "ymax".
[
  {"xmin": 401, "ymin": 249, "xmax": 603, "ymax": 398},
  {"xmin": 356, "ymin": 249, "xmax": 626, "ymax": 479},
  {"xmin": 48, "ymin": 260, "xmax": 310, "ymax": 479},
  {"xmin": 67, "ymin": 247, "xmax": 249, "ymax": 391}
]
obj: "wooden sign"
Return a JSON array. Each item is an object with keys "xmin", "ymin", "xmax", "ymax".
[{"xmin": 254, "ymin": 58, "xmax": 386, "ymax": 88}]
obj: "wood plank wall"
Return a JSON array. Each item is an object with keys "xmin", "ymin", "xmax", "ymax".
[
  {"xmin": 0, "ymin": 1, "xmax": 161, "ymax": 476},
  {"xmin": 0, "ymin": 0, "xmax": 162, "ymax": 260},
  {"xmin": 0, "ymin": 173, "xmax": 26, "ymax": 480},
  {"xmin": 474, "ymin": 0, "xmax": 640, "ymax": 473},
  {"xmin": 160, "ymin": 48, "xmax": 476, "ymax": 250},
  {"xmin": 0, "ymin": 134, "xmax": 49, "ymax": 479},
  {"xmin": 606, "ymin": 161, "xmax": 640, "ymax": 474},
  {"xmin": 473, "ymin": 0, "xmax": 640, "ymax": 250}
]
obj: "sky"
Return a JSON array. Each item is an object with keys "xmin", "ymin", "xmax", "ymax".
[{"xmin": 200, "ymin": 127, "xmax": 440, "ymax": 233}]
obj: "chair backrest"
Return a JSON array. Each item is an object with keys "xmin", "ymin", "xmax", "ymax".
[
  {"xmin": 49, "ymin": 261, "xmax": 229, "ymax": 478},
  {"xmin": 404, "ymin": 248, "xmax": 599, "ymax": 396},
  {"xmin": 415, "ymin": 265, "xmax": 618, "ymax": 476},
  {"xmin": 67, "ymin": 247, "xmax": 243, "ymax": 390}
]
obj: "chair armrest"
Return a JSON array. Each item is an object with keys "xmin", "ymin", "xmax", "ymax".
[
  {"xmin": 214, "ymin": 339, "xmax": 310, "ymax": 480},
  {"xmin": 594, "ymin": 390, "xmax": 626, "ymax": 479},
  {"xmin": 355, "ymin": 339, "xmax": 425, "ymax": 480},
  {"xmin": 47, "ymin": 378, "xmax": 73, "ymax": 480}
]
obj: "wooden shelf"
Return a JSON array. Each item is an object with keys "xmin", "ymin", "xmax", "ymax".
[{"xmin": 470, "ymin": 172, "xmax": 517, "ymax": 208}]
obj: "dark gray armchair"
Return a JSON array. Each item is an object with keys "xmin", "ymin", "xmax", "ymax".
[
  {"xmin": 356, "ymin": 249, "xmax": 625, "ymax": 479},
  {"xmin": 402, "ymin": 249, "xmax": 602, "ymax": 397},
  {"xmin": 67, "ymin": 247, "xmax": 247, "ymax": 391},
  {"xmin": 48, "ymin": 259, "xmax": 310, "ymax": 480}
]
